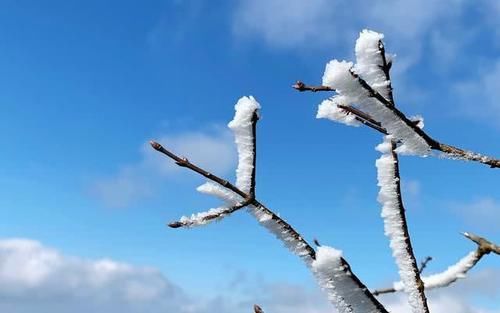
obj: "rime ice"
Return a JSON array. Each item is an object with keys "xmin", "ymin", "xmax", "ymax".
[
  {"xmin": 228, "ymin": 96, "xmax": 260, "ymax": 194},
  {"xmin": 376, "ymin": 136, "xmax": 427, "ymax": 313}
]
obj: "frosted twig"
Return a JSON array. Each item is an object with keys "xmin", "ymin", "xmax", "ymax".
[
  {"xmin": 373, "ymin": 233, "xmax": 499, "ymax": 295},
  {"xmin": 151, "ymin": 102, "xmax": 389, "ymax": 312},
  {"xmin": 294, "ymin": 30, "xmax": 500, "ymax": 167},
  {"xmin": 376, "ymin": 138, "xmax": 430, "ymax": 313},
  {"xmin": 168, "ymin": 199, "xmax": 253, "ymax": 228}
]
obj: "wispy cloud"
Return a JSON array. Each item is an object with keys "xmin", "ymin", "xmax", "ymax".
[
  {"xmin": 451, "ymin": 197, "xmax": 500, "ymax": 233},
  {"xmin": 88, "ymin": 128, "xmax": 237, "ymax": 208},
  {"xmin": 454, "ymin": 59, "xmax": 500, "ymax": 128},
  {"xmin": 232, "ymin": 0, "xmax": 342, "ymax": 49},
  {"xmin": 232, "ymin": 0, "xmax": 464, "ymax": 53}
]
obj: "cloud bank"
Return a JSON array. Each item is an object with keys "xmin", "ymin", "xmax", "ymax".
[{"xmin": 0, "ymin": 238, "xmax": 498, "ymax": 313}]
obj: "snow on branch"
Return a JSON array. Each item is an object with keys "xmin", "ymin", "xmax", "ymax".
[
  {"xmin": 376, "ymin": 136, "xmax": 429, "ymax": 313},
  {"xmin": 312, "ymin": 246, "xmax": 390, "ymax": 313},
  {"xmin": 374, "ymin": 232, "xmax": 500, "ymax": 295},
  {"xmin": 354, "ymin": 29, "xmax": 394, "ymax": 104},
  {"xmin": 322, "ymin": 59, "xmax": 432, "ymax": 155},
  {"xmin": 228, "ymin": 96, "xmax": 260, "ymax": 195},
  {"xmin": 294, "ymin": 29, "xmax": 500, "ymax": 168},
  {"xmin": 151, "ymin": 97, "xmax": 389, "ymax": 313},
  {"xmin": 168, "ymin": 200, "xmax": 252, "ymax": 229}
]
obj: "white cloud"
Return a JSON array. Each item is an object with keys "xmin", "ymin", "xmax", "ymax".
[
  {"xmin": 452, "ymin": 197, "xmax": 500, "ymax": 233},
  {"xmin": 232, "ymin": 0, "xmax": 342, "ymax": 49},
  {"xmin": 232, "ymin": 0, "xmax": 464, "ymax": 53},
  {"xmin": 0, "ymin": 238, "xmax": 188, "ymax": 313},
  {"xmin": 88, "ymin": 128, "xmax": 237, "ymax": 208},
  {"xmin": 0, "ymin": 238, "xmax": 498, "ymax": 313},
  {"xmin": 454, "ymin": 60, "xmax": 500, "ymax": 127}
]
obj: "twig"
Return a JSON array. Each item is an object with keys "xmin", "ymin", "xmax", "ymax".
[
  {"xmin": 151, "ymin": 140, "xmax": 316, "ymax": 255},
  {"xmin": 419, "ymin": 256, "xmax": 433, "ymax": 274},
  {"xmin": 293, "ymin": 80, "xmax": 500, "ymax": 168},
  {"xmin": 249, "ymin": 112, "xmax": 259, "ymax": 198},
  {"xmin": 292, "ymin": 81, "xmax": 334, "ymax": 92},
  {"xmin": 337, "ymin": 104, "xmax": 388, "ymax": 134},
  {"xmin": 167, "ymin": 199, "xmax": 253, "ymax": 228},
  {"xmin": 254, "ymin": 304, "xmax": 264, "ymax": 313},
  {"xmin": 463, "ymin": 232, "xmax": 500, "ymax": 255},
  {"xmin": 378, "ymin": 39, "xmax": 395, "ymax": 106},
  {"xmin": 386, "ymin": 141, "xmax": 430, "ymax": 313},
  {"xmin": 373, "ymin": 233, "xmax": 499, "ymax": 295}
]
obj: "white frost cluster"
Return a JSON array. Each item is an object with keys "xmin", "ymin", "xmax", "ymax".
[
  {"xmin": 316, "ymin": 96, "xmax": 361, "ymax": 126},
  {"xmin": 393, "ymin": 250, "xmax": 480, "ymax": 291},
  {"xmin": 196, "ymin": 182, "xmax": 243, "ymax": 204},
  {"xmin": 246, "ymin": 205, "xmax": 313, "ymax": 261},
  {"xmin": 354, "ymin": 29, "xmax": 391, "ymax": 100},
  {"xmin": 228, "ymin": 96, "xmax": 260, "ymax": 193},
  {"xmin": 376, "ymin": 136, "xmax": 427, "ymax": 313},
  {"xmin": 178, "ymin": 207, "xmax": 232, "ymax": 227},
  {"xmin": 319, "ymin": 29, "xmax": 431, "ymax": 155},
  {"xmin": 312, "ymin": 246, "xmax": 384, "ymax": 313}
]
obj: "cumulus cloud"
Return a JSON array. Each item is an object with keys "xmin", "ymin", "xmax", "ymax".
[
  {"xmin": 0, "ymin": 238, "xmax": 498, "ymax": 313},
  {"xmin": 88, "ymin": 128, "xmax": 237, "ymax": 208},
  {"xmin": 0, "ymin": 238, "xmax": 188, "ymax": 313}
]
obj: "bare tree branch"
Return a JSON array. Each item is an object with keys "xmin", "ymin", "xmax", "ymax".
[
  {"xmin": 294, "ymin": 80, "xmax": 500, "ymax": 168},
  {"xmin": 373, "ymin": 233, "xmax": 500, "ymax": 296},
  {"xmin": 254, "ymin": 304, "xmax": 264, "ymax": 313},
  {"xmin": 292, "ymin": 81, "xmax": 335, "ymax": 92},
  {"xmin": 249, "ymin": 112, "xmax": 259, "ymax": 198},
  {"xmin": 377, "ymin": 140, "xmax": 430, "ymax": 312},
  {"xmin": 419, "ymin": 256, "xmax": 433, "ymax": 274},
  {"xmin": 167, "ymin": 199, "xmax": 253, "ymax": 228},
  {"xmin": 151, "ymin": 132, "xmax": 389, "ymax": 312}
]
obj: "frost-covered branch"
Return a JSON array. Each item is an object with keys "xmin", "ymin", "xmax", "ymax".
[
  {"xmin": 294, "ymin": 29, "xmax": 500, "ymax": 168},
  {"xmin": 152, "ymin": 96, "xmax": 389, "ymax": 313},
  {"xmin": 376, "ymin": 137, "xmax": 430, "ymax": 313},
  {"xmin": 373, "ymin": 233, "xmax": 500, "ymax": 296},
  {"xmin": 167, "ymin": 199, "xmax": 253, "ymax": 228}
]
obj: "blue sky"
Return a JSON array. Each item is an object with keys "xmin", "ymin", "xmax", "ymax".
[{"xmin": 0, "ymin": 1, "xmax": 498, "ymax": 312}]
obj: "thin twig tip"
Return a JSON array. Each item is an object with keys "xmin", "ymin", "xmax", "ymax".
[
  {"xmin": 168, "ymin": 221, "xmax": 183, "ymax": 228},
  {"xmin": 150, "ymin": 140, "xmax": 162, "ymax": 151}
]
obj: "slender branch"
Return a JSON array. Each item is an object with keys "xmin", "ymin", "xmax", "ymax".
[
  {"xmin": 150, "ymin": 140, "xmax": 316, "ymax": 258},
  {"xmin": 292, "ymin": 81, "xmax": 334, "ymax": 92},
  {"xmin": 373, "ymin": 233, "xmax": 499, "ymax": 296},
  {"xmin": 378, "ymin": 39, "xmax": 395, "ymax": 106},
  {"xmin": 150, "ymin": 140, "xmax": 388, "ymax": 312},
  {"xmin": 254, "ymin": 304, "xmax": 264, "ymax": 313},
  {"xmin": 338, "ymin": 104, "xmax": 389, "ymax": 134},
  {"xmin": 388, "ymin": 141, "xmax": 430, "ymax": 313},
  {"xmin": 249, "ymin": 112, "xmax": 259, "ymax": 198},
  {"xmin": 293, "ymin": 80, "xmax": 500, "ymax": 168},
  {"xmin": 168, "ymin": 199, "xmax": 253, "ymax": 228},
  {"xmin": 150, "ymin": 141, "xmax": 248, "ymax": 199},
  {"xmin": 419, "ymin": 256, "xmax": 433, "ymax": 274},
  {"xmin": 463, "ymin": 232, "xmax": 500, "ymax": 255}
]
